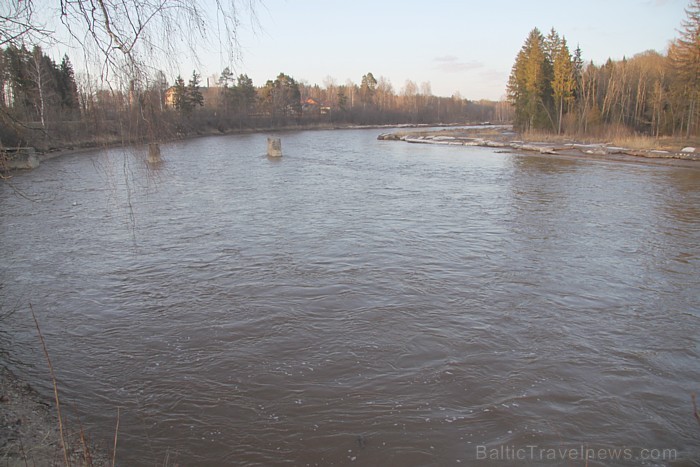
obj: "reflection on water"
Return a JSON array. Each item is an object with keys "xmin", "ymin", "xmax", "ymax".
[{"xmin": 1, "ymin": 130, "xmax": 699, "ymax": 465}]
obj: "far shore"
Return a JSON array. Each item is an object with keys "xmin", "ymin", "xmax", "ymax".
[
  {"xmin": 3, "ymin": 122, "xmax": 475, "ymax": 172},
  {"xmin": 378, "ymin": 126, "xmax": 700, "ymax": 168},
  {"xmin": 5, "ymin": 122, "xmax": 700, "ymax": 174}
]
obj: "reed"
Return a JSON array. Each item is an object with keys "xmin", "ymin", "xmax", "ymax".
[
  {"xmin": 29, "ymin": 302, "xmax": 70, "ymax": 467},
  {"xmin": 112, "ymin": 407, "xmax": 120, "ymax": 467},
  {"xmin": 24, "ymin": 303, "xmax": 114, "ymax": 466}
]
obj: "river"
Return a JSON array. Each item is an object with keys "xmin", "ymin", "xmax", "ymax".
[{"xmin": 1, "ymin": 128, "xmax": 699, "ymax": 465}]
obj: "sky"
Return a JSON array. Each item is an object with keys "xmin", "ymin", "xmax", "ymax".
[
  {"xmin": 49, "ymin": 0, "xmax": 690, "ymax": 100},
  {"xmin": 188, "ymin": 0, "xmax": 688, "ymax": 100}
]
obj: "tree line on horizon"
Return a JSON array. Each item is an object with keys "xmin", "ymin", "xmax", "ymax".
[
  {"xmin": 508, "ymin": 1, "xmax": 700, "ymax": 139},
  {"xmin": 0, "ymin": 47, "xmax": 511, "ymax": 150},
  {"xmin": 6, "ymin": 0, "xmax": 698, "ymax": 151}
]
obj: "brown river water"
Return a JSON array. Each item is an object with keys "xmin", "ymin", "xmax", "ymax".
[{"xmin": 1, "ymin": 128, "xmax": 699, "ymax": 465}]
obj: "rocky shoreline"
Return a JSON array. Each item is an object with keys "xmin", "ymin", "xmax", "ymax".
[{"xmin": 378, "ymin": 127, "xmax": 700, "ymax": 167}]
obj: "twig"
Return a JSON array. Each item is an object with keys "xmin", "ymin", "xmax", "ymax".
[
  {"xmin": 79, "ymin": 427, "xmax": 93, "ymax": 466},
  {"xmin": 29, "ymin": 302, "xmax": 71, "ymax": 467},
  {"xmin": 70, "ymin": 400, "xmax": 93, "ymax": 466},
  {"xmin": 112, "ymin": 407, "xmax": 120, "ymax": 467}
]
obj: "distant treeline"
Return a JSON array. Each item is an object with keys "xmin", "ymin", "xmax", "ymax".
[
  {"xmin": 508, "ymin": 2, "xmax": 700, "ymax": 138},
  {"xmin": 0, "ymin": 50, "xmax": 511, "ymax": 150}
]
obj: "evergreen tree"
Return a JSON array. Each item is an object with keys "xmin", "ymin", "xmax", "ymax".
[
  {"xmin": 58, "ymin": 55, "xmax": 79, "ymax": 110},
  {"xmin": 551, "ymin": 37, "xmax": 575, "ymax": 134},
  {"xmin": 508, "ymin": 28, "xmax": 554, "ymax": 131},
  {"xmin": 337, "ymin": 88, "xmax": 347, "ymax": 111},
  {"xmin": 218, "ymin": 67, "xmax": 235, "ymax": 115},
  {"xmin": 360, "ymin": 72, "xmax": 377, "ymax": 107},
  {"xmin": 172, "ymin": 75, "xmax": 190, "ymax": 113},
  {"xmin": 218, "ymin": 67, "xmax": 235, "ymax": 88},
  {"xmin": 5, "ymin": 45, "xmax": 32, "ymax": 116},
  {"xmin": 544, "ymin": 28, "xmax": 562, "ymax": 64},
  {"xmin": 235, "ymin": 74, "xmax": 256, "ymax": 115},
  {"xmin": 187, "ymin": 70, "xmax": 204, "ymax": 108},
  {"xmin": 261, "ymin": 72, "xmax": 300, "ymax": 120},
  {"xmin": 572, "ymin": 45, "xmax": 584, "ymax": 98}
]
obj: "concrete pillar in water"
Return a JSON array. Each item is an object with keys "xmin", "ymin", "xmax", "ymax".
[
  {"xmin": 3, "ymin": 147, "xmax": 39, "ymax": 169},
  {"xmin": 267, "ymin": 137, "xmax": 282, "ymax": 157},
  {"xmin": 147, "ymin": 143, "xmax": 162, "ymax": 164}
]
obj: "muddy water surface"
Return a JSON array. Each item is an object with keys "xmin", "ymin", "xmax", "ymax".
[{"xmin": 1, "ymin": 129, "xmax": 699, "ymax": 465}]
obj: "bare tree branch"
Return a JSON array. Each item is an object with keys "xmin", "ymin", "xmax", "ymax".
[{"xmin": 2, "ymin": 0, "xmax": 258, "ymax": 83}]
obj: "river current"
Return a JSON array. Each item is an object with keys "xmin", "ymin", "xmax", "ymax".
[{"xmin": 1, "ymin": 128, "xmax": 699, "ymax": 465}]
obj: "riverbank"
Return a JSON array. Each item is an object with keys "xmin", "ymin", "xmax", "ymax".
[
  {"xmin": 0, "ymin": 366, "xmax": 109, "ymax": 466},
  {"xmin": 378, "ymin": 126, "xmax": 700, "ymax": 167},
  {"xmin": 2, "ymin": 122, "xmax": 471, "ymax": 174}
]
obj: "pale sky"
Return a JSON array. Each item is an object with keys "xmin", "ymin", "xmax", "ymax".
[
  {"xmin": 49, "ymin": 0, "xmax": 689, "ymax": 100},
  {"xmin": 190, "ymin": 0, "xmax": 686, "ymax": 100}
]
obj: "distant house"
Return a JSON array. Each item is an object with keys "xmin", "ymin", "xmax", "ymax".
[
  {"xmin": 164, "ymin": 86, "xmax": 177, "ymax": 108},
  {"xmin": 302, "ymin": 97, "xmax": 331, "ymax": 115}
]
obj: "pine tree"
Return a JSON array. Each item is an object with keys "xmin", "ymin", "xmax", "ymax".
[
  {"xmin": 5, "ymin": 45, "xmax": 33, "ymax": 117},
  {"xmin": 544, "ymin": 28, "xmax": 562, "ymax": 64},
  {"xmin": 508, "ymin": 28, "xmax": 554, "ymax": 131},
  {"xmin": 172, "ymin": 75, "xmax": 189, "ymax": 113},
  {"xmin": 217, "ymin": 67, "xmax": 235, "ymax": 115},
  {"xmin": 273, "ymin": 73, "xmax": 300, "ymax": 117},
  {"xmin": 235, "ymin": 74, "xmax": 255, "ymax": 115},
  {"xmin": 218, "ymin": 67, "xmax": 234, "ymax": 88},
  {"xmin": 337, "ymin": 88, "xmax": 347, "ymax": 111},
  {"xmin": 187, "ymin": 70, "xmax": 204, "ymax": 108},
  {"xmin": 360, "ymin": 72, "xmax": 377, "ymax": 107},
  {"xmin": 58, "ymin": 55, "xmax": 79, "ymax": 111},
  {"xmin": 551, "ymin": 37, "xmax": 575, "ymax": 134}
]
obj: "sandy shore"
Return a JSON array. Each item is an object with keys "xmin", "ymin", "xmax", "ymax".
[
  {"xmin": 0, "ymin": 366, "xmax": 109, "ymax": 466},
  {"xmin": 378, "ymin": 126, "xmax": 700, "ymax": 168}
]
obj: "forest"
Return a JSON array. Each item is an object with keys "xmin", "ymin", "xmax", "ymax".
[
  {"xmin": 0, "ymin": 47, "xmax": 510, "ymax": 151},
  {"xmin": 508, "ymin": 2, "xmax": 700, "ymax": 140},
  {"xmin": 2, "ymin": 1, "xmax": 700, "ymax": 155}
]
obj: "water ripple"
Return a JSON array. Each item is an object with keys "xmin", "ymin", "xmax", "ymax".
[{"xmin": 1, "ymin": 130, "xmax": 699, "ymax": 465}]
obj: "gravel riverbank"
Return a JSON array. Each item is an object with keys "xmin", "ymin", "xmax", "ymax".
[{"xmin": 378, "ymin": 126, "xmax": 700, "ymax": 167}]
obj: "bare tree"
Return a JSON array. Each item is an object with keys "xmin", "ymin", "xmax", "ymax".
[
  {"xmin": 670, "ymin": 0, "xmax": 700, "ymax": 137},
  {"xmin": 29, "ymin": 46, "xmax": 49, "ymax": 131},
  {"xmin": 2, "ymin": 0, "xmax": 257, "ymax": 81},
  {"xmin": 0, "ymin": 1, "xmax": 50, "ymax": 47}
]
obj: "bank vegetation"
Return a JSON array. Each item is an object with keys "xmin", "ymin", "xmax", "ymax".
[
  {"xmin": 507, "ymin": 1, "xmax": 700, "ymax": 145},
  {"xmin": 0, "ymin": 49, "xmax": 511, "ymax": 161}
]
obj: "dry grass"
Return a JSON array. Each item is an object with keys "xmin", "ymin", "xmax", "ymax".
[
  {"xmin": 29, "ymin": 303, "xmax": 70, "ymax": 466},
  {"xmin": 522, "ymin": 128, "xmax": 700, "ymax": 153},
  {"xmin": 387, "ymin": 124, "xmax": 700, "ymax": 153}
]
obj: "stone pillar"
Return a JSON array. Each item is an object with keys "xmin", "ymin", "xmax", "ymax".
[
  {"xmin": 4, "ymin": 147, "xmax": 39, "ymax": 170},
  {"xmin": 147, "ymin": 143, "xmax": 162, "ymax": 164},
  {"xmin": 267, "ymin": 137, "xmax": 282, "ymax": 157}
]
